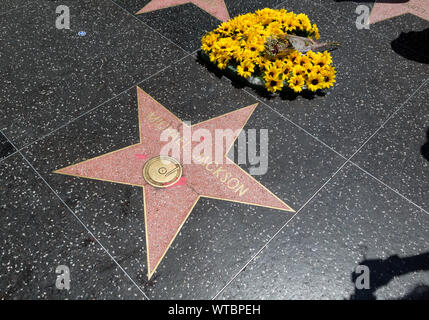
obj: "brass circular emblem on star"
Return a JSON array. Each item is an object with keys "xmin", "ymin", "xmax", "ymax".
[{"xmin": 143, "ymin": 156, "xmax": 182, "ymax": 188}]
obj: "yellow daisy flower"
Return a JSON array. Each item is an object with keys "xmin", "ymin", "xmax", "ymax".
[
  {"xmin": 237, "ymin": 60, "xmax": 255, "ymax": 78},
  {"xmin": 322, "ymin": 51, "xmax": 333, "ymax": 64},
  {"xmin": 280, "ymin": 12, "xmax": 295, "ymax": 29},
  {"xmin": 306, "ymin": 50, "xmax": 318, "ymax": 60},
  {"xmin": 273, "ymin": 59, "xmax": 283, "ymax": 68},
  {"xmin": 217, "ymin": 21, "xmax": 234, "ymax": 35},
  {"xmin": 303, "ymin": 63, "xmax": 321, "ymax": 75},
  {"xmin": 217, "ymin": 57, "xmax": 230, "ymax": 70},
  {"xmin": 321, "ymin": 68, "xmax": 336, "ymax": 88},
  {"xmin": 214, "ymin": 37, "xmax": 236, "ymax": 56},
  {"xmin": 252, "ymin": 55, "xmax": 264, "ymax": 67},
  {"xmin": 298, "ymin": 55, "xmax": 311, "ymax": 67},
  {"xmin": 265, "ymin": 75, "xmax": 285, "ymax": 92},
  {"xmin": 201, "ymin": 32, "xmax": 219, "ymax": 52},
  {"xmin": 296, "ymin": 13, "xmax": 311, "ymax": 31},
  {"xmin": 209, "ymin": 52, "xmax": 218, "ymax": 63},
  {"xmin": 312, "ymin": 24, "xmax": 320, "ymax": 40},
  {"xmin": 275, "ymin": 60, "xmax": 293, "ymax": 78},
  {"xmin": 265, "ymin": 63, "xmax": 282, "ymax": 79},
  {"xmin": 245, "ymin": 41, "xmax": 264, "ymax": 54},
  {"xmin": 292, "ymin": 65, "xmax": 306, "ymax": 77},
  {"xmin": 248, "ymin": 34, "xmax": 265, "ymax": 47},
  {"xmin": 306, "ymin": 72, "xmax": 325, "ymax": 91},
  {"xmin": 266, "ymin": 21, "xmax": 284, "ymax": 36},
  {"xmin": 312, "ymin": 54, "xmax": 329, "ymax": 68},
  {"xmin": 288, "ymin": 51, "xmax": 301, "ymax": 65},
  {"xmin": 288, "ymin": 75, "xmax": 305, "ymax": 93},
  {"xmin": 241, "ymin": 48, "xmax": 258, "ymax": 61}
]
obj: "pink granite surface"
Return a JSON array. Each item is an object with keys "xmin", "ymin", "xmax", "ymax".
[
  {"xmin": 370, "ymin": 0, "xmax": 429, "ymax": 24},
  {"xmin": 136, "ymin": 0, "xmax": 230, "ymax": 22}
]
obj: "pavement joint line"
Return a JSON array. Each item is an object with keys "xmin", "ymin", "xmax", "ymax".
[
  {"xmin": 0, "ymin": 129, "xmax": 150, "ymax": 301},
  {"xmin": 211, "ymin": 157, "xmax": 351, "ymax": 300},
  {"xmin": 0, "ymin": 50, "xmax": 197, "ymax": 166},
  {"xmin": 349, "ymin": 160, "xmax": 429, "ymax": 217},
  {"xmin": 109, "ymin": 0, "xmax": 190, "ymax": 55},
  {"xmin": 347, "ymin": 78, "xmax": 428, "ymax": 160},
  {"xmin": 0, "ymin": 1, "xmax": 31, "ymax": 18}
]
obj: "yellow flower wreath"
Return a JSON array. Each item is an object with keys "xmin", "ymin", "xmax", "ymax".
[{"xmin": 201, "ymin": 8, "xmax": 336, "ymax": 93}]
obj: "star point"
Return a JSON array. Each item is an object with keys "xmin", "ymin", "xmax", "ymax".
[
  {"xmin": 136, "ymin": 0, "xmax": 231, "ymax": 22},
  {"xmin": 369, "ymin": 0, "xmax": 429, "ymax": 24}
]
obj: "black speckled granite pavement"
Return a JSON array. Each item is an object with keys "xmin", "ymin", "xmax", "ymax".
[
  {"xmin": 0, "ymin": 152, "xmax": 146, "ymax": 299},
  {"xmin": 0, "ymin": 0, "xmax": 30, "ymax": 14},
  {"xmin": 1, "ymin": 0, "xmax": 428, "ymax": 300}
]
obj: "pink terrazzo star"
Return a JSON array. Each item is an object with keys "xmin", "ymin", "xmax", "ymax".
[
  {"xmin": 370, "ymin": 0, "xmax": 429, "ymax": 24},
  {"xmin": 55, "ymin": 87, "xmax": 294, "ymax": 279},
  {"xmin": 136, "ymin": 0, "xmax": 230, "ymax": 22}
]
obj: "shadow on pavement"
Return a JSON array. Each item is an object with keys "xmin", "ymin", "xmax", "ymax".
[
  {"xmin": 391, "ymin": 28, "xmax": 429, "ymax": 64},
  {"xmin": 350, "ymin": 252, "xmax": 429, "ymax": 300}
]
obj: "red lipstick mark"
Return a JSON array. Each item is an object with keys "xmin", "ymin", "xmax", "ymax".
[
  {"xmin": 135, "ymin": 154, "xmax": 148, "ymax": 160},
  {"xmin": 168, "ymin": 177, "xmax": 186, "ymax": 188}
]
